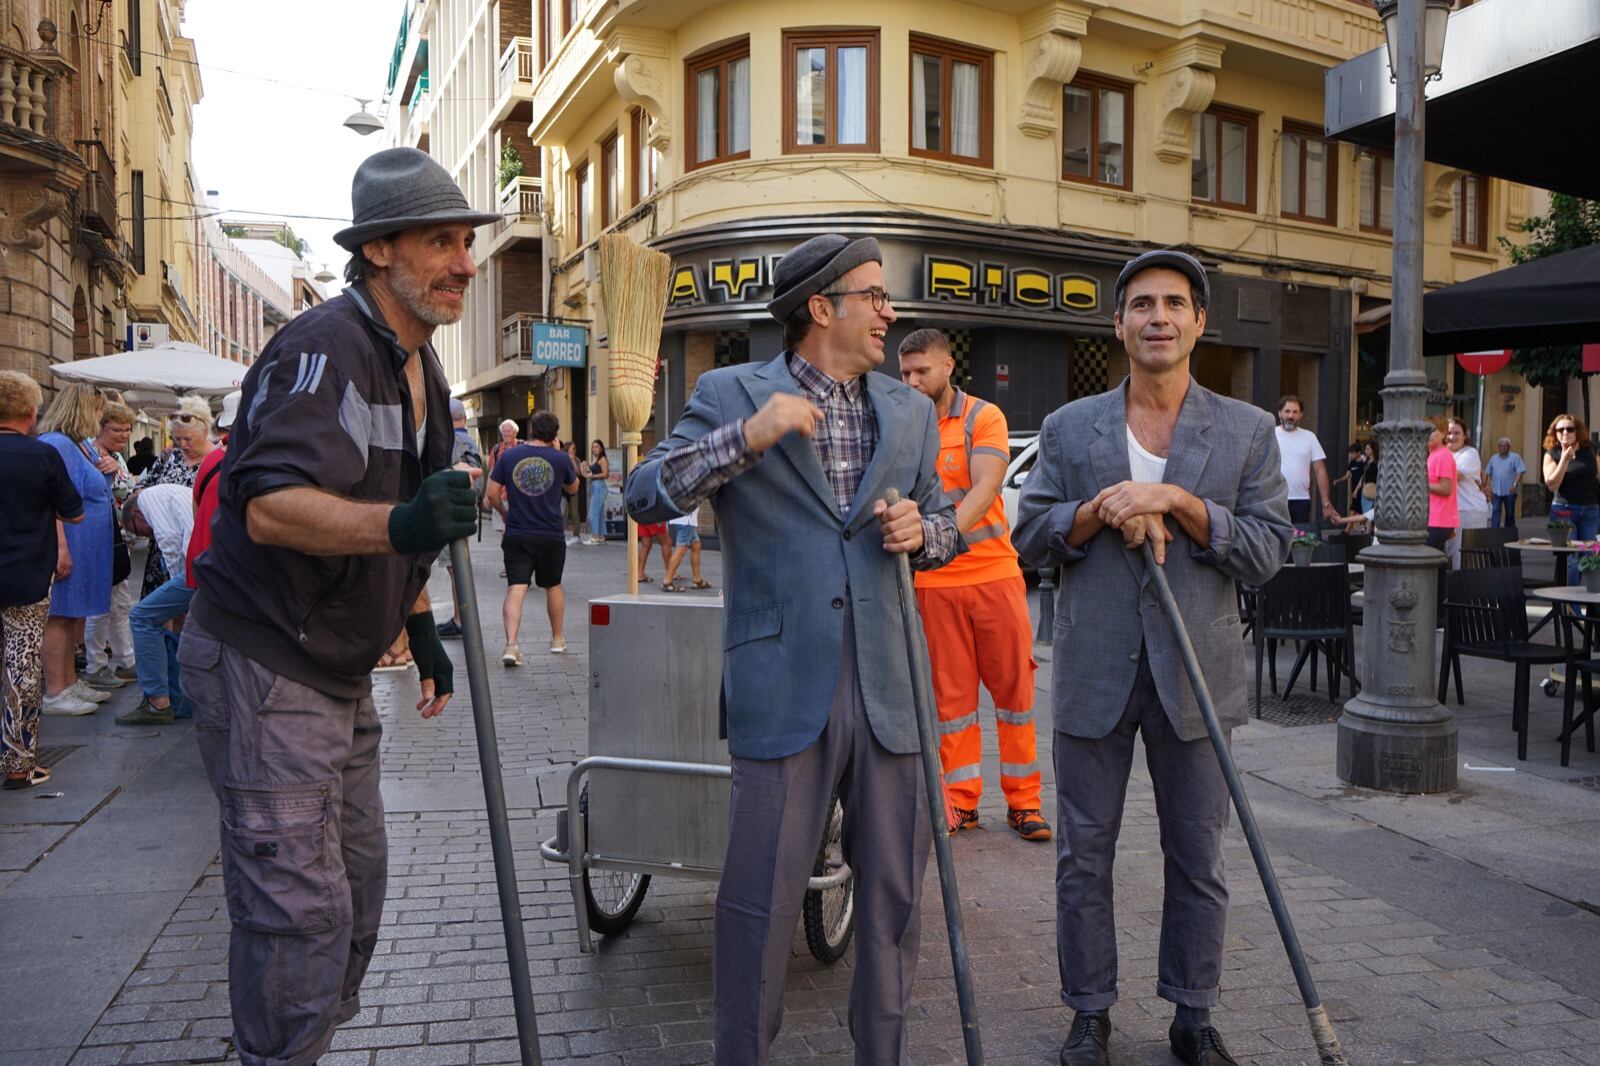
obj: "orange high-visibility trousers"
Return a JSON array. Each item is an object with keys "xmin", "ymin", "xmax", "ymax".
[{"xmin": 914, "ymin": 575, "xmax": 1040, "ymax": 811}]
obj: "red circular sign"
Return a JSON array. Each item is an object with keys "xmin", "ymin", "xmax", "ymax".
[{"xmin": 1456, "ymin": 350, "xmax": 1512, "ymax": 375}]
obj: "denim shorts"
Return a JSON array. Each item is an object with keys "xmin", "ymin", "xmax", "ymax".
[{"xmin": 671, "ymin": 524, "xmax": 700, "ymax": 547}]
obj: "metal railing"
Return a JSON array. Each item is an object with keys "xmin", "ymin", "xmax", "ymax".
[
  {"xmin": 500, "ymin": 313, "xmax": 540, "ymax": 361},
  {"xmin": 498, "ymin": 36, "xmax": 535, "ymax": 99},
  {"xmin": 496, "ymin": 175, "xmax": 543, "ymax": 235},
  {"xmin": 75, "ymin": 139, "xmax": 118, "ymax": 236}
]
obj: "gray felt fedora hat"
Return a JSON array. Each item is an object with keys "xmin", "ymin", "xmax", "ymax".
[
  {"xmin": 767, "ymin": 234, "xmax": 883, "ymax": 322},
  {"xmin": 334, "ymin": 148, "xmax": 502, "ymax": 252}
]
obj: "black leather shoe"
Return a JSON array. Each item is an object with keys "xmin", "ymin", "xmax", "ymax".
[
  {"xmin": 1059, "ymin": 1010, "xmax": 1110, "ymax": 1066},
  {"xmin": 1169, "ymin": 1021, "xmax": 1238, "ymax": 1065}
]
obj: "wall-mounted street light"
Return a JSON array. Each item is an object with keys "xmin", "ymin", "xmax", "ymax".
[
  {"xmin": 343, "ymin": 98, "xmax": 384, "ymax": 136},
  {"xmin": 1375, "ymin": 0, "xmax": 1454, "ymax": 81}
]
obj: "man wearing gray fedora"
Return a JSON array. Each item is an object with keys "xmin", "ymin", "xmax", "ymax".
[{"xmin": 180, "ymin": 147, "xmax": 492, "ymax": 1066}]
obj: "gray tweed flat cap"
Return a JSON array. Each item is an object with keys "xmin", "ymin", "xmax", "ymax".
[
  {"xmin": 767, "ymin": 235, "xmax": 883, "ymax": 322},
  {"xmin": 334, "ymin": 148, "xmax": 502, "ymax": 252},
  {"xmin": 1114, "ymin": 248, "xmax": 1210, "ymax": 312}
]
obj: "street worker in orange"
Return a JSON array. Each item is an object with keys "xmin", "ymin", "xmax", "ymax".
[{"xmin": 899, "ymin": 328, "xmax": 1049, "ymax": 842}]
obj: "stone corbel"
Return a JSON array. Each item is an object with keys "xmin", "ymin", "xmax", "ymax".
[
  {"xmin": 1427, "ymin": 166, "xmax": 1465, "ymax": 217},
  {"xmin": 607, "ymin": 29, "xmax": 672, "ymax": 153},
  {"xmin": 2, "ymin": 187, "xmax": 68, "ymax": 251},
  {"xmin": 1154, "ymin": 38, "xmax": 1225, "ymax": 165},
  {"xmin": 1017, "ymin": 2, "xmax": 1098, "ymax": 139}
]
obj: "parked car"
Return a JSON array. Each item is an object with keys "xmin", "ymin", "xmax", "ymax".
[{"xmin": 1001, "ymin": 433, "xmax": 1041, "ymax": 579}]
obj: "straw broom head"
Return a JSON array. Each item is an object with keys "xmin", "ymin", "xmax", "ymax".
[{"xmin": 599, "ymin": 234, "xmax": 673, "ymax": 445}]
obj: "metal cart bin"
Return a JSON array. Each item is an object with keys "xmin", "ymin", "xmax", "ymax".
[{"xmin": 541, "ymin": 594, "xmax": 853, "ymax": 961}]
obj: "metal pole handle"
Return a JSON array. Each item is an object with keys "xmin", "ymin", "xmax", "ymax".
[
  {"xmin": 449, "ymin": 538, "xmax": 543, "ymax": 1066},
  {"xmin": 1138, "ymin": 541, "xmax": 1348, "ymax": 1066},
  {"xmin": 882, "ymin": 489, "xmax": 985, "ymax": 1065}
]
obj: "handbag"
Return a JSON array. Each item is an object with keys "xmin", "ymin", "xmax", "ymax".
[{"xmin": 111, "ymin": 518, "xmax": 131, "ymax": 585}]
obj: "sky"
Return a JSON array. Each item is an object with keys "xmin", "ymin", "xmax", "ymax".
[{"xmin": 185, "ymin": 0, "xmax": 402, "ymax": 283}]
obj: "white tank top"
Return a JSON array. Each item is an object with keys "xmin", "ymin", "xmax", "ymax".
[{"xmin": 1126, "ymin": 426, "xmax": 1167, "ymax": 484}]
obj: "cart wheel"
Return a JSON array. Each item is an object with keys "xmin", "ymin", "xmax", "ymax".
[
  {"xmin": 578, "ymin": 784, "xmax": 650, "ymax": 935},
  {"xmin": 1542, "ymin": 678, "xmax": 1561, "ymax": 698},
  {"xmin": 803, "ymin": 794, "xmax": 854, "ymax": 963}
]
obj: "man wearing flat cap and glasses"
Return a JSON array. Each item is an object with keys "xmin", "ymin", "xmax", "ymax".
[
  {"xmin": 1014, "ymin": 249, "xmax": 1291, "ymax": 1066},
  {"xmin": 180, "ymin": 147, "xmax": 490, "ymax": 1066},
  {"xmin": 627, "ymin": 233, "xmax": 962, "ymax": 1064}
]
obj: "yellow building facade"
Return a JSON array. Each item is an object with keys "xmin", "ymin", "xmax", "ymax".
[
  {"xmin": 521, "ymin": 0, "xmax": 1543, "ymax": 463},
  {"xmin": 120, "ymin": 0, "xmax": 202, "ymax": 346}
]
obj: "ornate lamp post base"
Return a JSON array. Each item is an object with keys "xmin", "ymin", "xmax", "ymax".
[{"xmin": 1338, "ymin": 540, "xmax": 1458, "ymax": 793}]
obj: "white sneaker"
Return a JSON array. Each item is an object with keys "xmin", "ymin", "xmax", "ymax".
[
  {"xmin": 549, "ymin": 637, "xmax": 567, "ymax": 654},
  {"xmin": 502, "ymin": 643, "xmax": 522, "ymax": 667},
  {"xmin": 565, "ymin": 535, "xmax": 580, "ymax": 545},
  {"xmin": 70, "ymin": 681, "xmax": 111, "ymax": 704},
  {"xmin": 42, "ymin": 691, "xmax": 98, "ymax": 716}
]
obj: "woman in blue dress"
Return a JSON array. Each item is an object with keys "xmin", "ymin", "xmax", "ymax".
[{"xmin": 36, "ymin": 384, "xmax": 113, "ymax": 716}]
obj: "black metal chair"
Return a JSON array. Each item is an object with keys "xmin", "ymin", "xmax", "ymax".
[
  {"xmin": 1254, "ymin": 564, "xmax": 1360, "ymax": 713},
  {"xmin": 1438, "ymin": 567, "xmax": 1566, "ymax": 761},
  {"xmin": 1236, "ymin": 581, "xmax": 1258, "ymax": 641},
  {"xmin": 1549, "ymin": 602, "xmax": 1600, "ymax": 766}
]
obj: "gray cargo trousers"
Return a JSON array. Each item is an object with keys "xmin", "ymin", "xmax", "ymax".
[{"xmin": 178, "ymin": 618, "xmax": 387, "ymax": 1066}]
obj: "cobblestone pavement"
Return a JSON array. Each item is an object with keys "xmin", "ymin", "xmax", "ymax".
[{"xmin": 52, "ymin": 536, "xmax": 1600, "ymax": 1065}]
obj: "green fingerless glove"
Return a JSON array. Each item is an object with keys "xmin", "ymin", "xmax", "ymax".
[
  {"xmin": 405, "ymin": 611, "xmax": 453, "ymax": 697},
  {"xmin": 389, "ymin": 470, "xmax": 477, "ymax": 555}
]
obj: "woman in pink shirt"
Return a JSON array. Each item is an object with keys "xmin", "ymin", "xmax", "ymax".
[{"xmin": 1426, "ymin": 417, "xmax": 1459, "ymax": 552}]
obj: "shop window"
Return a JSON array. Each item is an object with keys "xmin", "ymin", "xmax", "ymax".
[
  {"xmin": 573, "ymin": 160, "xmax": 591, "ymax": 245},
  {"xmin": 601, "ymin": 133, "xmax": 620, "ymax": 228},
  {"xmin": 686, "ymin": 39, "xmax": 751, "ymax": 170},
  {"xmin": 630, "ymin": 107, "xmax": 658, "ymax": 205},
  {"xmin": 783, "ymin": 30, "xmax": 879, "ymax": 153},
  {"xmin": 1280, "ymin": 121, "xmax": 1337, "ymax": 225},
  {"xmin": 1191, "ymin": 105, "xmax": 1256, "ymax": 211},
  {"xmin": 1452, "ymin": 173, "xmax": 1487, "ymax": 249},
  {"xmin": 1061, "ymin": 73, "xmax": 1131, "ymax": 189},
  {"xmin": 909, "ymin": 35, "xmax": 993, "ymax": 167},
  {"xmin": 1358, "ymin": 151, "xmax": 1394, "ymax": 234}
]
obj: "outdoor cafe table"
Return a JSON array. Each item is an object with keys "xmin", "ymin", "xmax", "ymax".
[
  {"xmin": 1528, "ymin": 585, "xmax": 1600, "ymax": 762},
  {"xmin": 1506, "ymin": 539, "xmax": 1593, "ymax": 587}
]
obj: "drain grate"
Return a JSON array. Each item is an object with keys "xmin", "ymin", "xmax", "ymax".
[
  {"xmin": 34, "ymin": 744, "xmax": 83, "ymax": 769},
  {"xmin": 1249, "ymin": 691, "xmax": 1347, "ymax": 727}
]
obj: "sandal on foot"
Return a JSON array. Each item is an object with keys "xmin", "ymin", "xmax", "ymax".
[
  {"xmin": 637, "ymin": 574, "xmax": 653, "ymax": 583},
  {"xmin": 691, "ymin": 579, "xmax": 713, "ymax": 589},
  {"xmin": 662, "ymin": 581, "xmax": 684, "ymax": 592},
  {"xmin": 3, "ymin": 766, "xmax": 51, "ymax": 790}
]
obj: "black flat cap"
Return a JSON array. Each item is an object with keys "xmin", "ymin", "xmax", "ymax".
[
  {"xmin": 1114, "ymin": 249, "xmax": 1210, "ymax": 313},
  {"xmin": 767, "ymin": 235, "xmax": 883, "ymax": 322}
]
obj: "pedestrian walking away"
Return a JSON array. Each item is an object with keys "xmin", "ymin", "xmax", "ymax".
[
  {"xmin": 898, "ymin": 327, "xmax": 1046, "ymax": 842},
  {"xmin": 0, "ymin": 371, "xmax": 85, "ymax": 788},
  {"xmin": 661, "ymin": 506, "xmax": 711, "ymax": 590},
  {"xmin": 1486, "ymin": 437, "xmax": 1526, "ymax": 529},
  {"xmin": 179, "ymin": 146, "xmax": 486, "ymax": 1066},
  {"xmin": 626, "ymin": 232, "xmax": 960, "ymax": 1065},
  {"xmin": 1013, "ymin": 248, "xmax": 1292, "ymax": 1066},
  {"xmin": 485, "ymin": 410, "xmax": 578, "ymax": 661},
  {"xmin": 1274, "ymin": 395, "xmax": 1338, "ymax": 530}
]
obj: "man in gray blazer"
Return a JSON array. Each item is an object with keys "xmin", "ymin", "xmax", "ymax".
[
  {"xmin": 626, "ymin": 233, "xmax": 960, "ymax": 1065},
  {"xmin": 1013, "ymin": 249, "xmax": 1291, "ymax": 1066}
]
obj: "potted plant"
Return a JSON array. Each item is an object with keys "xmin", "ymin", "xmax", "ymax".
[
  {"xmin": 1548, "ymin": 516, "xmax": 1572, "ymax": 548},
  {"xmin": 1578, "ymin": 545, "xmax": 1600, "ymax": 593},
  {"xmin": 1290, "ymin": 529, "xmax": 1320, "ymax": 567}
]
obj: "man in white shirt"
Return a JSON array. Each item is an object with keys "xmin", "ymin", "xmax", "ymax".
[
  {"xmin": 119, "ymin": 484, "xmax": 196, "ymax": 725},
  {"xmin": 1274, "ymin": 396, "xmax": 1338, "ymax": 528}
]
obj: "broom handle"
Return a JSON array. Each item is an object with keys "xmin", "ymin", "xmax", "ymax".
[{"xmin": 626, "ymin": 443, "xmax": 639, "ymax": 595}]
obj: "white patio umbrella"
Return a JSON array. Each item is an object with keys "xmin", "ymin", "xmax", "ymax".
[{"xmin": 49, "ymin": 343, "xmax": 246, "ymax": 406}]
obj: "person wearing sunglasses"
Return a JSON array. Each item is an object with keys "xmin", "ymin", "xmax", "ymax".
[
  {"xmin": 1544, "ymin": 414, "xmax": 1600, "ymax": 583},
  {"xmin": 131, "ymin": 396, "xmax": 215, "ymax": 597}
]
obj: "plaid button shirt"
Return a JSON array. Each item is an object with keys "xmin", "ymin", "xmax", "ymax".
[{"xmin": 659, "ymin": 353, "xmax": 957, "ymax": 568}]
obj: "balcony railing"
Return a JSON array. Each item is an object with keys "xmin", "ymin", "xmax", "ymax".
[
  {"xmin": 496, "ymin": 175, "xmax": 543, "ymax": 235},
  {"xmin": 497, "ymin": 36, "xmax": 534, "ymax": 99},
  {"xmin": 0, "ymin": 50, "xmax": 55, "ymax": 136},
  {"xmin": 405, "ymin": 90, "xmax": 429, "ymax": 147},
  {"xmin": 76, "ymin": 139, "xmax": 117, "ymax": 236},
  {"xmin": 500, "ymin": 312, "xmax": 540, "ymax": 362}
]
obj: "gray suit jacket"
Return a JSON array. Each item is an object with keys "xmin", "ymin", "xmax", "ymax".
[
  {"xmin": 1012, "ymin": 379, "xmax": 1291, "ymax": 741},
  {"xmin": 625, "ymin": 354, "xmax": 955, "ymax": 760}
]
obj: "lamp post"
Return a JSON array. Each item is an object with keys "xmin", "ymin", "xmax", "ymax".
[{"xmin": 1337, "ymin": 0, "xmax": 1457, "ymax": 794}]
